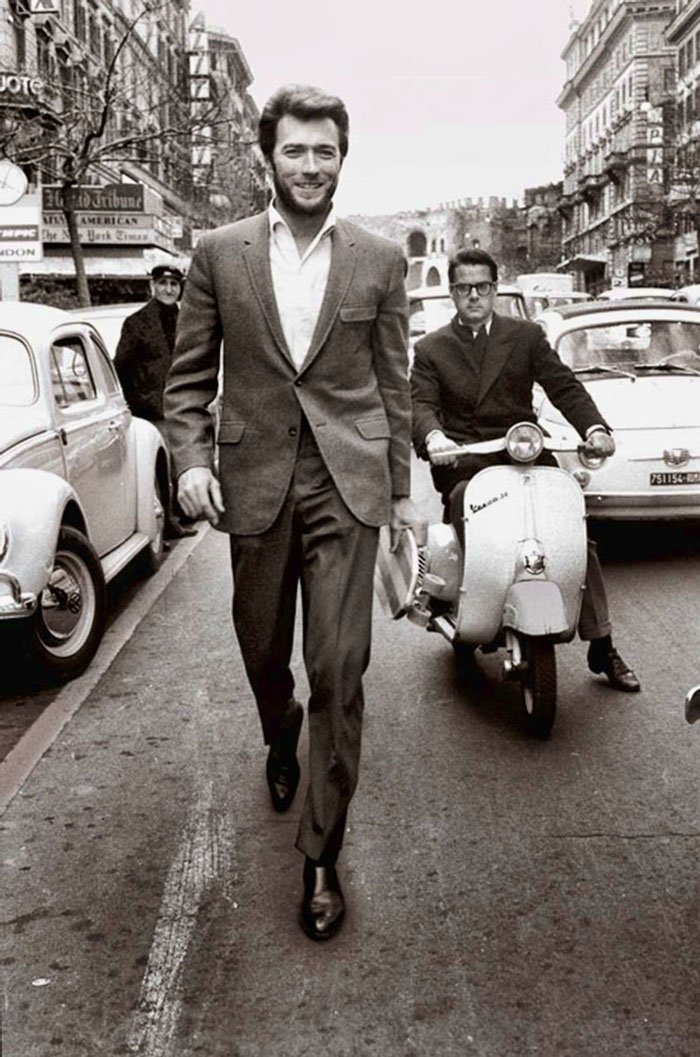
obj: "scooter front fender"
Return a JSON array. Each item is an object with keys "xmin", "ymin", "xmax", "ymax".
[{"xmin": 502, "ymin": 580, "xmax": 571, "ymax": 640}]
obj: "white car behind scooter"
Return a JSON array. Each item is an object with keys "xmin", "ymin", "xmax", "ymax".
[{"xmin": 375, "ymin": 422, "xmax": 594, "ymax": 739}]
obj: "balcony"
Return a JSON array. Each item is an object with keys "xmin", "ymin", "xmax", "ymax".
[
  {"xmin": 604, "ymin": 149, "xmax": 629, "ymax": 182},
  {"xmin": 579, "ymin": 172, "xmax": 607, "ymax": 202},
  {"xmin": 557, "ymin": 192, "xmax": 577, "ymax": 218}
]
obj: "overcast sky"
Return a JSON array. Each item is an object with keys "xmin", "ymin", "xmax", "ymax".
[{"xmin": 195, "ymin": 0, "xmax": 592, "ymax": 216}]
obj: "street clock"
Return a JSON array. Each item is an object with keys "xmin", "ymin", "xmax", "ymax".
[{"xmin": 0, "ymin": 160, "xmax": 28, "ymax": 206}]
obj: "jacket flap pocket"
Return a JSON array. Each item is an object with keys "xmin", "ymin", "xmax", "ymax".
[
  {"xmin": 340, "ymin": 305, "xmax": 377, "ymax": 323},
  {"xmin": 356, "ymin": 416, "xmax": 390, "ymax": 440},
  {"xmin": 218, "ymin": 420, "xmax": 245, "ymax": 444}
]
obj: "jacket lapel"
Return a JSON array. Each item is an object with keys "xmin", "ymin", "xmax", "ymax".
[
  {"xmin": 242, "ymin": 213, "xmax": 294, "ymax": 367},
  {"xmin": 299, "ymin": 219, "xmax": 357, "ymax": 373},
  {"xmin": 477, "ymin": 313, "xmax": 514, "ymax": 404}
]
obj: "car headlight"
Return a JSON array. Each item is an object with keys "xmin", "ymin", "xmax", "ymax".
[
  {"xmin": 506, "ymin": 422, "xmax": 544, "ymax": 463},
  {"xmin": 0, "ymin": 523, "xmax": 8, "ymax": 562}
]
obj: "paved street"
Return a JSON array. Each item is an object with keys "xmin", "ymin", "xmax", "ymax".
[{"xmin": 2, "ymin": 464, "xmax": 700, "ymax": 1057}]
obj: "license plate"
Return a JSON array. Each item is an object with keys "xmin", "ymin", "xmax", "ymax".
[{"xmin": 650, "ymin": 471, "xmax": 700, "ymax": 486}]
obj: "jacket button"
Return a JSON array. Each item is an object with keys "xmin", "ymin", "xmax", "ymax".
[
  {"xmin": 288, "ymin": 427, "xmax": 297, "ymax": 437},
  {"xmin": 294, "ymin": 379, "xmax": 302, "ymax": 387}
]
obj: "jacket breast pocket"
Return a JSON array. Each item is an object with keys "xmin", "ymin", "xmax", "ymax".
[
  {"xmin": 217, "ymin": 420, "xmax": 246, "ymax": 444},
  {"xmin": 340, "ymin": 305, "xmax": 378, "ymax": 323}
]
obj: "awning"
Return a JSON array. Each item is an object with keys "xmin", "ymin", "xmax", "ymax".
[
  {"xmin": 557, "ymin": 252, "xmax": 607, "ymax": 271},
  {"xmin": 19, "ymin": 252, "xmax": 186, "ymax": 279}
]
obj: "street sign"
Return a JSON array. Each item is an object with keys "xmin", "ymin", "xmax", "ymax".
[{"xmin": 0, "ymin": 194, "xmax": 42, "ymax": 261}]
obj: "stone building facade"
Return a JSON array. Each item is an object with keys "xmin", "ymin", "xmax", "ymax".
[
  {"xmin": 558, "ymin": 0, "xmax": 677, "ymax": 292},
  {"xmin": 349, "ymin": 188, "xmax": 563, "ymax": 286},
  {"xmin": 0, "ymin": 1, "xmax": 262, "ymax": 302},
  {"xmin": 665, "ymin": 0, "xmax": 700, "ymax": 280},
  {"xmin": 188, "ymin": 15, "xmax": 267, "ymax": 232}
]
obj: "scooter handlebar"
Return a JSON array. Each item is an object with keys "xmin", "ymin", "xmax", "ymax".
[{"xmin": 448, "ymin": 437, "xmax": 582, "ymax": 458}]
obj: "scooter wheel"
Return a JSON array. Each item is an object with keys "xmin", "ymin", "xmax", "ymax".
[
  {"xmin": 453, "ymin": 641, "xmax": 476, "ymax": 677},
  {"xmin": 521, "ymin": 638, "xmax": 557, "ymax": 739}
]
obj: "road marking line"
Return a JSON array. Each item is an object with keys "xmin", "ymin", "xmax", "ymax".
[
  {"xmin": 0, "ymin": 527, "xmax": 209, "ymax": 816},
  {"xmin": 127, "ymin": 780, "xmax": 230, "ymax": 1057}
]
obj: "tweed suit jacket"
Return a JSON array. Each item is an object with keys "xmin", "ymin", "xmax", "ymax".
[
  {"xmin": 410, "ymin": 312, "xmax": 609, "ymax": 497},
  {"xmin": 114, "ymin": 299, "xmax": 174, "ymax": 422},
  {"xmin": 164, "ymin": 213, "xmax": 411, "ymax": 535}
]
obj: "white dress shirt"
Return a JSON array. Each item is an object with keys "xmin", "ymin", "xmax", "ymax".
[{"xmin": 268, "ymin": 201, "xmax": 336, "ymax": 371}]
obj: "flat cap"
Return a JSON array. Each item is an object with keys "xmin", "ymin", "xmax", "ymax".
[{"xmin": 150, "ymin": 264, "xmax": 184, "ymax": 282}]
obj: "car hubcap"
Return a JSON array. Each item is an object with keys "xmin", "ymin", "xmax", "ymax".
[
  {"xmin": 37, "ymin": 550, "xmax": 96, "ymax": 657},
  {"xmin": 151, "ymin": 488, "xmax": 165, "ymax": 555}
]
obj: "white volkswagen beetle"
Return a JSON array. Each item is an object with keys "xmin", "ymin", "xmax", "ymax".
[
  {"xmin": 0, "ymin": 303, "xmax": 169, "ymax": 681},
  {"xmin": 534, "ymin": 300, "xmax": 700, "ymax": 520}
]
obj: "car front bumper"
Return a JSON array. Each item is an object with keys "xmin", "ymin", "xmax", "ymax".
[
  {"xmin": 584, "ymin": 490, "xmax": 700, "ymax": 520},
  {"xmin": 0, "ymin": 570, "xmax": 37, "ymax": 619}
]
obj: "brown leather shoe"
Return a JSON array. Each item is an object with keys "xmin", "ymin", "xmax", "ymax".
[
  {"xmin": 588, "ymin": 642, "xmax": 641, "ymax": 692},
  {"xmin": 266, "ymin": 702, "xmax": 303, "ymax": 812},
  {"xmin": 300, "ymin": 858, "xmax": 345, "ymax": 941}
]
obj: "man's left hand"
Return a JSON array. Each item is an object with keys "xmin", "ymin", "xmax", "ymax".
[
  {"xmin": 389, "ymin": 497, "xmax": 427, "ymax": 552},
  {"xmin": 582, "ymin": 429, "xmax": 615, "ymax": 458}
]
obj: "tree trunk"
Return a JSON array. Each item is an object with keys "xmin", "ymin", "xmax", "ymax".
[{"xmin": 61, "ymin": 183, "xmax": 91, "ymax": 307}]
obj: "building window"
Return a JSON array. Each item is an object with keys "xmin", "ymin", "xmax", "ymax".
[
  {"xmin": 103, "ymin": 23, "xmax": 114, "ymax": 66},
  {"xmin": 89, "ymin": 7, "xmax": 102, "ymax": 58},
  {"xmin": 36, "ymin": 29, "xmax": 51, "ymax": 79},
  {"xmin": 407, "ymin": 230, "xmax": 427, "ymax": 257},
  {"xmin": 75, "ymin": 1, "xmax": 87, "ymax": 43}
]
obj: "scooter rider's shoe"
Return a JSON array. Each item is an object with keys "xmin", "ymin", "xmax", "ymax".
[
  {"xmin": 266, "ymin": 701, "xmax": 303, "ymax": 812},
  {"xmin": 588, "ymin": 638, "xmax": 641, "ymax": 693},
  {"xmin": 300, "ymin": 857, "xmax": 346, "ymax": 941}
]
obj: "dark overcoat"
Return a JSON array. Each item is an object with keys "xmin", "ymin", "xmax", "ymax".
[{"xmin": 114, "ymin": 299, "xmax": 174, "ymax": 421}]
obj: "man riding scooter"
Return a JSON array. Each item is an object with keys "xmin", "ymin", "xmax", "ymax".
[{"xmin": 410, "ymin": 249, "xmax": 640, "ymax": 693}]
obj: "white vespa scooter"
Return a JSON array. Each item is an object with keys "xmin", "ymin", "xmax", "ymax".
[{"xmin": 375, "ymin": 422, "xmax": 590, "ymax": 738}]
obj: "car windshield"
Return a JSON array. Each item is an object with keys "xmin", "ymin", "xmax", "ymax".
[
  {"xmin": 409, "ymin": 292, "xmax": 525, "ymax": 336},
  {"xmin": 0, "ymin": 334, "xmax": 37, "ymax": 405},
  {"xmin": 557, "ymin": 320, "xmax": 700, "ymax": 373}
]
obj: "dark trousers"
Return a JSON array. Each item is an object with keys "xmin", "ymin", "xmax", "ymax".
[
  {"xmin": 229, "ymin": 424, "xmax": 379, "ymax": 863},
  {"xmin": 447, "ymin": 478, "xmax": 611, "ymax": 642}
]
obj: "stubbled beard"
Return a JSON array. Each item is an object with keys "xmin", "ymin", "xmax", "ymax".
[{"xmin": 272, "ymin": 168, "xmax": 337, "ymax": 217}]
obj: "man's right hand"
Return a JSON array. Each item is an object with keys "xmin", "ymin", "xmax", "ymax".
[
  {"xmin": 426, "ymin": 431, "xmax": 461, "ymax": 466},
  {"xmin": 177, "ymin": 467, "xmax": 225, "ymax": 525}
]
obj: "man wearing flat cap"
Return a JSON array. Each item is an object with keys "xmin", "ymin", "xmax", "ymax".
[{"xmin": 115, "ymin": 264, "xmax": 196, "ymax": 538}]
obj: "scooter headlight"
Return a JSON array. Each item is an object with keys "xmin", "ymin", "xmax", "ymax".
[{"xmin": 505, "ymin": 422, "xmax": 544, "ymax": 463}]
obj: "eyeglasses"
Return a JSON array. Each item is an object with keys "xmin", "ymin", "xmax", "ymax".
[{"xmin": 450, "ymin": 281, "xmax": 496, "ymax": 297}]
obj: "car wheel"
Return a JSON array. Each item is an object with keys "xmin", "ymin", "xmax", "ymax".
[
  {"xmin": 27, "ymin": 526, "xmax": 106, "ymax": 682},
  {"xmin": 141, "ymin": 471, "xmax": 167, "ymax": 576}
]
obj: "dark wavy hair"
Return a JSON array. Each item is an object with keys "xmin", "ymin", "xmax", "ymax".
[
  {"xmin": 258, "ymin": 84, "xmax": 350, "ymax": 160},
  {"xmin": 448, "ymin": 249, "xmax": 499, "ymax": 283}
]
